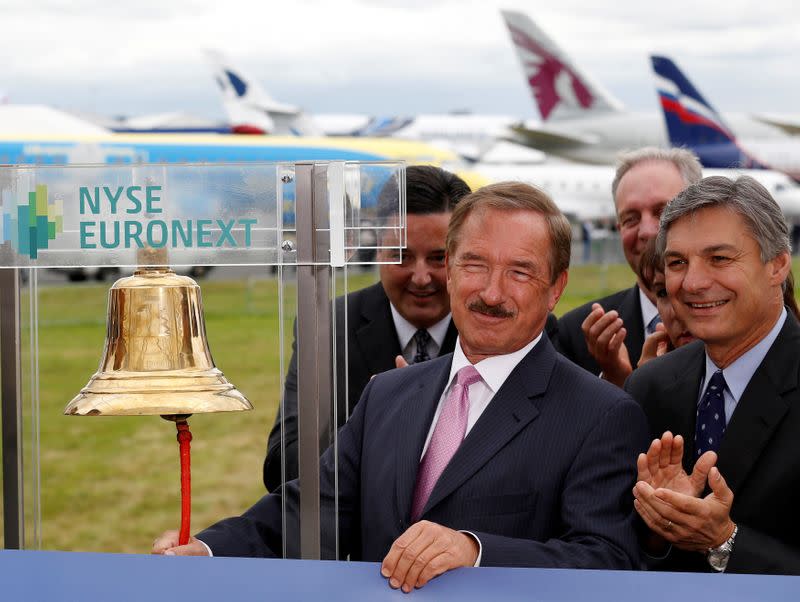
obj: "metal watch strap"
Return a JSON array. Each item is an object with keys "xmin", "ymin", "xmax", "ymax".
[{"xmin": 707, "ymin": 524, "xmax": 738, "ymax": 572}]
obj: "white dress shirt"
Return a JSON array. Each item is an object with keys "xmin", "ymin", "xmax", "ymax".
[
  {"xmin": 421, "ymin": 333, "xmax": 542, "ymax": 456},
  {"xmin": 639, "ymin": 286, "xmax": 659, "ymax": 339},
  {"xmin": 699, "ymin": 307, "xmax": 787, "ymax": 423},
  {"xmin": 390, "ymin": 304, "xmax": 451, "ymax": 363}
]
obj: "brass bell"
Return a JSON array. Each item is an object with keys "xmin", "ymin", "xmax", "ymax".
[
  {"xmin": 65, "ymin": 248, "xmax": 251, "ymax": 546},
  {"xmin": 65, "ymin": 250, "xmax": 251, "ymax": 417}
]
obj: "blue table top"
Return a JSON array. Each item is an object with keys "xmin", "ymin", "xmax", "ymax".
[{"xmin": 2, "ymin": 550, "xmax": 798, "ymax": 601}]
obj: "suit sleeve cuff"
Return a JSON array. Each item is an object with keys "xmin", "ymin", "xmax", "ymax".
[
  {"xmin": 643, "ymin": 542, "xmax": 671, "ymax": 561},
  {"xmin": 197, "ymin": 538, "xmax": 214, "ymax": 557},
  {"xmin": 459, "ymin": 530, "xmax": 482, "ymax": 567}
]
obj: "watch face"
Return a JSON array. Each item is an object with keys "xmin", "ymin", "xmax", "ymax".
[
  {"xmin": 708, "ymin": 549, "xmax": 727, "ymax": 571},
  {"xmin": 708, "ymin": 525, "xmax": 737, "ymax": 572}
]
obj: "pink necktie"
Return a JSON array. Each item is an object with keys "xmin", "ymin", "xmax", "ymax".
[{"xmin": 411, "ymin": 365, "xmax": 482, "ymax": 522}]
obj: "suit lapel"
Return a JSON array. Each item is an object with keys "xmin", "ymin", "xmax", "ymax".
[
  {"xmin": 394, "ymin": 357, "xmax": 454, "ymax": 522},
  {"xmin": 441, "ymin": 319, "xmax": 458, "ymax": 355},
  {"xmin": 419, "ymin": 339, "xmax": 552, "ymax": 517},
  {"xmin": 716, "ymin": 315, "xmax": 800, "ymax": 493},
  {"xmin": 353, "ymin": 284, "xmax": 402, "ymax": 376},
  {"xmin": 665, "ymin": 344, "xmax": 706, "ymax": 471},
  {"xmin": 619, "ymin": 285, "xmax": 645, "ymax": 364}
]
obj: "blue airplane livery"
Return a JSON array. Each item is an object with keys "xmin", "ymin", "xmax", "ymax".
[{"xmin": 651, "ymin": 55, "xmax": 770, "ymax": 171}]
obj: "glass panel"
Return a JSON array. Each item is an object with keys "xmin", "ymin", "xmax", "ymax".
[
  {"xmin": 1, "ymin": 161, "xmax": 403, "ymax": 558},
  {"xmin": 0, "ymin": 162, "xmax": 404, "ymax": 269},
  {"xmin": 20, "ymin": 269, "xmax": 41, "ymax": 550}
]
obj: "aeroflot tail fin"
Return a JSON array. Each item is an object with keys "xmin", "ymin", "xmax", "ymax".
[
  {"xmin": 204, "ymin": 49, "xmax": 323, "ymax": 136},
  {"xmin": 651, "ymin": 55, "xmax": 767, "ymax": 170},
  {"xmin": 500, "ymin": 10, "xmax": 623, "ymax": 121}
]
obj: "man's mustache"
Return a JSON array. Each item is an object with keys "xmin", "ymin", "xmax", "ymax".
[{"xmin": 467, "ymin": 299, "xmax": 515, "ymax": 318}]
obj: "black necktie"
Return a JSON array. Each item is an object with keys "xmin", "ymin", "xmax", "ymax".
[
  {"xmin": 412, "ymin": 329, "xmax": 432, "ymax": 363},
  {"xmin": 695, "ymin": 370, "xmax": 727, "ymax": 457}
]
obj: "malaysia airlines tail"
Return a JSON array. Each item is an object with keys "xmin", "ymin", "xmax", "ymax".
[
  {"xmin": 500, "ymin": 10, "xmax": 623, "ymax": 121},
  {"xmin": 204, "ymin": 49, "xmax": 322, "ymax": 136},
  {"xmin": 651, "ymin": 55, "xmax": 768, "ymax": 170}
]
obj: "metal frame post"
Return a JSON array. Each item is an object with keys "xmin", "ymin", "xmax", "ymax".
[
  {"xmin": 294, "ymin": 163, "xmax": 334, "ymax": 559},
  {"xmin": 1, "ymin": 268, "xmax": 23, "ymax": 549}
]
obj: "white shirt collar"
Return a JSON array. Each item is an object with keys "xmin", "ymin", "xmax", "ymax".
[
  {"xmin": 389, "ymin": 303, "xmax": 451, "ymax": 351},
  {"xmin": 639, "ymin": 286, "xmax": 659, "ymax": 335},
  {"xmin": 447, "ymin": 332, "xmax": 542, "ymax": 395},
  {"xmin": 702, "ymin": 307, "xmax": 787, "ymax": 403}
]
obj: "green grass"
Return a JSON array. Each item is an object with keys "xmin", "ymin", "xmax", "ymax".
[
  {"xmin": 0, "ymin": 261, "xmax": 793, "ymax": 552},
  {"xmin": 1, "ymin": 269, "xmax": 376, "ymax": 553}
]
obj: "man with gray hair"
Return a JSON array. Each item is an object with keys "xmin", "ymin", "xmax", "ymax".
[
  {"xmin": 628, "ymin": 175, "xmax": 800, "ymax": 574},
  {"xmin": 556, "ymin": 147, "xmax": 702, "ymax": 380}
]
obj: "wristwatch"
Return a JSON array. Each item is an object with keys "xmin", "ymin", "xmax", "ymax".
[{"xmin": 707, "ymin": 524, "xmax": 738, "ymax": 572}]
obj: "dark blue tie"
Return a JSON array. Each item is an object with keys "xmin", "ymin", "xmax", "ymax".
[
  {"xmin": 695, "ymin": 370, "xmax": 727, "ymax": 457},
  {"xmin": 412, "ymin": 329, "xmax": 432, "ymax": 363},
  {"xmin": 646, "ymin": 315, "xmax": 662, "ymax": 335}
]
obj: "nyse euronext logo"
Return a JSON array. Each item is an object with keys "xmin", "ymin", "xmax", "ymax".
[{"xmin": 1, "ymin": 185, "xmax": 64, "ymax": 259}]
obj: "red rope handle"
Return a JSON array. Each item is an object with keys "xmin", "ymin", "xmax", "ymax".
[{"xmin": 176, "ymin": 420, "xmax": 193, "ymax": 546}]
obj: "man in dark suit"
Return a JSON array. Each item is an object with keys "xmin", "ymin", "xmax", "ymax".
[
  {"xmin": 262, "ymin": 165, "xmax": 467, "ymax": 491},
  {"xmin": 628, "ymin": 175, "xmax": 800, "ymax": 574},
  {"xmin": 556, "ymin": 148, "xmax": 701, "ymax": 380},
  {"xmin": 154, "ymin": 182, "xmax": 649, "ymax": 591}
]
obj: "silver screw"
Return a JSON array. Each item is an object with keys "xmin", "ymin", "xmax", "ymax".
[{"xmin": 281, "ymin": 240, "xmax": 295, "ymax": 252}]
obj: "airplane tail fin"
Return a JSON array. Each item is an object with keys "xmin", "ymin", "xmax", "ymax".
[
  {"xmin": 500, "ymin": 10, "xmax": 623, "ymax": 121},
  {"xmin": 651, "ymin": 55, "xmax": 767, "ymax": 169},
  {"xmin": 204, "ymin": 49, "xmax": 322, "ymax": 136}
]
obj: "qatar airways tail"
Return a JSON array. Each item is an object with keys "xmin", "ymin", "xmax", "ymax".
[
  {"xmin": 501, "ymin": 10, "xmax": 623, "ymax": 122},
  {"xmin": 499, "ymin": 10, "xmax": 664, "ymax": 164}
]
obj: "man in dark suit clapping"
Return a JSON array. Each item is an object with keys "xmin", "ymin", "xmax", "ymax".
[
  {"xmin": 628, "ymin": 175, "xmax": 800, "ymax": 574},
  {"xmin": 556, "ymin": 148, "xmax": 701, "ymax": 380}
]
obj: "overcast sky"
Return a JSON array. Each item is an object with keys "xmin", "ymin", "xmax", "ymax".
[{"xmin": 2, "ymin": 0, "xmax": 798, "ymax": 121}]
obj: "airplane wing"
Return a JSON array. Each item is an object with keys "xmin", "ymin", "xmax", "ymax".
[
  {"xmin": 508, "ymin": 122, "xmax": 597, "ymax": 151},
  {"xmin": 753, "ymin": 114, "xmax": 800, "ymax": 136}
]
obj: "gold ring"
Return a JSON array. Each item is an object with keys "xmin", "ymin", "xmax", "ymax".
[{"xmin": 665, "ymin": 520, "xmax": 673, "ymax": 530}]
